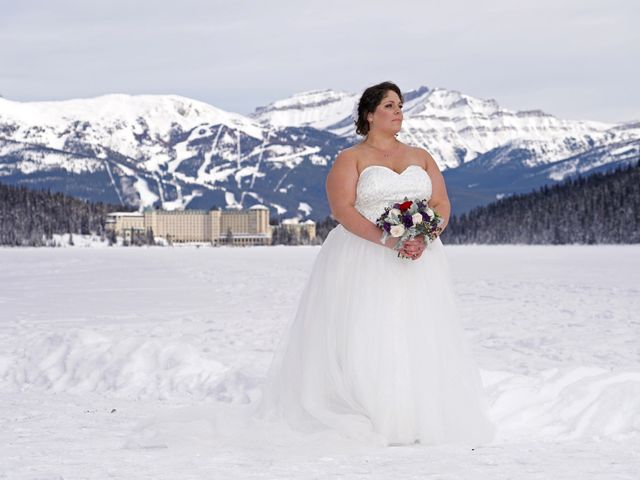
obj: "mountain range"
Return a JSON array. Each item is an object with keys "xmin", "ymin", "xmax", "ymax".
[{"xmin": 0, "ymin": 86, "xmax": 637, "ymax": 220}]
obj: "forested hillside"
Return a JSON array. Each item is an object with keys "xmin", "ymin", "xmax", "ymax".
[
  {"xmin": 441, "ymin": 161, "xmax": 640, "ymax": 244},
  {"xmin": 0, "ymin": 183, "xmax": 130, "ymax": 246},
  {"xmin": 2, "ymin": 159, "xmax": 638, "ymax": 246}
]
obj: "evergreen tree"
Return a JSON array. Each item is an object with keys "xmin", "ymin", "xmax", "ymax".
[
  {"xmin": 0, "ymin": 182, "xmax": 132, "ymax": 246},
  {"xmin": 300, "ymin": 227, "xmax": 311, "ymax": 245},
  {"xmin": 441, "ymin": 161, "xmax": 640, "ymax": 244},
  {"xmin": 315, "ymin": 216, "xmax": 339, "ymax": 242},
  {"xmin": 146, "ymin": 228, "xmax": 155, "ymax": 245}
]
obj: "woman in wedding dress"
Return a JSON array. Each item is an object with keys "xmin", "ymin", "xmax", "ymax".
[{"xmin": 253, "ymin": 81, "xmax": 496, "ymax": 447}]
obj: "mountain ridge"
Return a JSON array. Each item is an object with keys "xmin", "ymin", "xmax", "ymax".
[{"xmin": 0, "ymin": 87, "xmax": 637, "ymax": 220}]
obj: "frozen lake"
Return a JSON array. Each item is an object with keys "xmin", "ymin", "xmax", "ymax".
[{"xmin": 1, "ymin": 244, "xmax": 639, "ymax": 479}]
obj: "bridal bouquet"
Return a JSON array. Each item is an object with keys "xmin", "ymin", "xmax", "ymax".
[{"xmin": 376, "ymin": 198, "xmax": 443, "ymax": 258}]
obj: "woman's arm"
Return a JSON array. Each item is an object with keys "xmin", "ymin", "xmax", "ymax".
[
  {"xmin": 326, "ymin": 150, "xmax": 398, "ymax": 249},
  {"xmin": 423, "ymin": 149, "xmax": 451, "ymax": 234}
]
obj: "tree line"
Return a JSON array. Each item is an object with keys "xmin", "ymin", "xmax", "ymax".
[
  {"xmin": 0, "ymin": 183, "xmax": 134, "ymax": 246},
  {"xmin": 440, "ymin": 160, "xmax": 640, "ymax": 244},
  {"xmin": 1, "ymin": 160, "xmax": 637, "ymax": 246}
]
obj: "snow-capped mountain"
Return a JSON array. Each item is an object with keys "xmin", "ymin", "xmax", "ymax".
[
  {"xmin": 254, "ymin": 86, "xmax": 620, "ymax": 170},
  {"xmin": 0, "ymin": 88, "xmax": 637, "ymax": 220},
  {"xmin": 444, "ymin": 133, "xmax": 640, "ymax": 213},
  {"xmin": 250, "ymin": 89, "xmax": 359, "ymax": 134},
  {"xmin": 0, "ymin": 94, "xmax": 349, "ymax": 218}
]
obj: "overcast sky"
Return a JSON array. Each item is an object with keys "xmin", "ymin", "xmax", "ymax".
[{"xmin": 0, "ymin": 0, "xmax": 637, "ymax": 123}]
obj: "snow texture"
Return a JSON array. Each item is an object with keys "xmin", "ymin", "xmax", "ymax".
[{"xmin": 1, "ymin": 245, "xmax": 639, "ymax": 479}]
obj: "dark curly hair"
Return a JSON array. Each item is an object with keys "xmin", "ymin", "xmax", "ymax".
[{"xmin": 354, "ymin": 81, "xmax": 404, "ymax": 136}]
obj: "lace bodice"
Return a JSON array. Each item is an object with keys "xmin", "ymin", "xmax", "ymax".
[{"xmin": 355, "ymin": 164, "xmax": 432, "ymax": 222}]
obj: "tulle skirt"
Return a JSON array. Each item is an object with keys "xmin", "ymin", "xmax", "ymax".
[{"xmin": 252, "ymin": 224, "xmax": 496, "ymax": 447}]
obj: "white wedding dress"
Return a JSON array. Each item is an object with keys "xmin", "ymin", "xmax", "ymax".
[{"xmin": 252, "ymin": 164, "xmax": 496, "ymax": 447}]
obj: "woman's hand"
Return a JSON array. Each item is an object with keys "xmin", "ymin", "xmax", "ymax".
[
  {"xmin": 391, "ymin": 236, "xmax": 426, "ymax": 260},
  {"xmin": 402, "ymin": 237, "xmax": 426, "ymax": 260}
]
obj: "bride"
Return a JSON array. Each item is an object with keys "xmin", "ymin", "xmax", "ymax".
[{"xmin": 253, "ymin": 81, "xmax": 496, "ymax": 447}]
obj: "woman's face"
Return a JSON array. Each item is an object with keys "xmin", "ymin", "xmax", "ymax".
[{"xmin": 367, "ymin": 90, "xmax": 403, "ymax": 134}]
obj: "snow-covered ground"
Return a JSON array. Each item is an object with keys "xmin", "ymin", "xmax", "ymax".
[{"xmin": 1, "ymin": 244, "xmax": 639, "ymax": 479}]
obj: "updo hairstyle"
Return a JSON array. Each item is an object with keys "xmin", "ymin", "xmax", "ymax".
[{"xmin": 354, "ymin": 81, "xmax": 403, "ymax": 136}]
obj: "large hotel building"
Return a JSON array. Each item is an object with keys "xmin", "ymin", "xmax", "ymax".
[{"xmin": 106, "ymin": 206, "xmax": 316, "ymax": 245}]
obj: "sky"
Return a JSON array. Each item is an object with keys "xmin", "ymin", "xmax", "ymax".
[{"xmin": 0, "ymin": 0, "xmax": 638, "ymax": 123}]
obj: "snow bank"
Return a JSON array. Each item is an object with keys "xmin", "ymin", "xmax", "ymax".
[
  {"xmin": 0, "ymin": 329, "xmax": 260, "ymax": 402},
  {"xmin": 486, "ymin": 367, "xmax": 640, "ymax": 441},
  {"xmin": 2, "ymin": 327, "xmax": 638, "ymax": 443}
]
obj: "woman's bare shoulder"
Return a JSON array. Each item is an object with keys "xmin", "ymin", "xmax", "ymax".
[
  {"xmin": 340, "ymin": 143, "xmax": 366, "ymax": 157},
  {"xmin": 408, "ymin": 145, "xmax": 439, "ymax": 170},
  {"xmin": 334, "ymin": 144, "xmax": 365, "ymax": 168}
]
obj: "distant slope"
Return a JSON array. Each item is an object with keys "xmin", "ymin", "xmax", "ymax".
[
  {"xmin": 444, "ymin": 133, "xmax": 640, "ymax": 214},
  {"xmin": 441, "ymin": 161, "xmax": 640, "ymax": 244}
]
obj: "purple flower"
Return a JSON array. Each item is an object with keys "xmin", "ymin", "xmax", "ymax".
[{"xmin": 403, "ymin": 214, "xmax": 413, "ymax": 227}]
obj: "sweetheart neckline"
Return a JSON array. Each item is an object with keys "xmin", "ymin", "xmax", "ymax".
[{"xmin": 358, "ymin": 164, "xmax": 426, "ymax": 177}]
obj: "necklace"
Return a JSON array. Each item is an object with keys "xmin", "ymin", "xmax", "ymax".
[{"xmin": 363, "ymin": 140, "xmax": 401, "ymax": 159}]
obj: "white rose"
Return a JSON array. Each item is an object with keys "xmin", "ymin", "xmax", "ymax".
[
  {"xmin": 412, "ymin": 213, "xmax": 423, "ymax": 224},
  {"xmin": 425, "ymin": 208, "xmax": 434, "ymax": 217},
  {"xmin": 389, "ymin": 224, "xmax": 405, "ymax": 238},
  {"xmin": 389, "ymin": 208, "xmax": 401, "ymax": 217}
]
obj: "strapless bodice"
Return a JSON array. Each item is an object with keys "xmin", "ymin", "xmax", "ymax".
[{"xmin": 355, "ymin": 164, "xmax": 432, "ymax": 222}]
